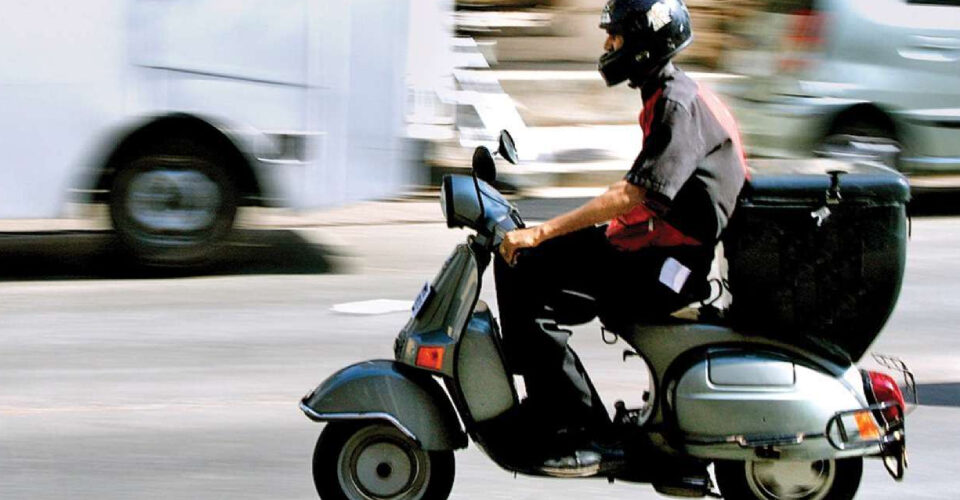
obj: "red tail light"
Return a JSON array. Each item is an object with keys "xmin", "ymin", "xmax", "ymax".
[
  {"xmin": 866, "ymin": 370, "xmax": 906, "ymax": 424},
  {"xmin": 415, "ymin": 346, "xmax": 445, "ymax": 371},
  {"xmin": 779, "ymin": 9, "xmax": 825, "ymax": 73}
]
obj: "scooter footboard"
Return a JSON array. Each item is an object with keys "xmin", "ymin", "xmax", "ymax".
[
  {"xmin": 300, "ymin": 360, "xmax": 467, "ymax": 451},
  {"xmin": 672, "ymin": 350, "xmax": 882, "ymax": 461}
]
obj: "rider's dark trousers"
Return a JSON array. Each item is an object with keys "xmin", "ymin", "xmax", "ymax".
[{"xmin": 493, "ymin": 225, "xmax": 711, "ymax": 437}]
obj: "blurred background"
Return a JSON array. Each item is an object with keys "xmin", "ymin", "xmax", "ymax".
[
  {"xmin": 2, "ymin": 1, "xmax": 960, "ymax": 499},
  {"xmin": 3, "ymin": 0, "xmax": 960, "ymax": 254}
]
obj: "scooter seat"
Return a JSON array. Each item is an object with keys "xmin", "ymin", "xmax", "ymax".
[
  {"xmin": 548, "ymin": 293, "xmax": 712, "ymax": 330},
  {"xmin": 615, "ymin": 313, "xmax": 853, "ymax": 368}
]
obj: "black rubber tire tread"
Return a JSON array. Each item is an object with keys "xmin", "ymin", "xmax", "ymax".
[
  {"xmin": 715, "ymin": 457, "xmax": 862, "ymax": 500},
  {"xmin": 109, "ymin": 139, "xmax": 237, "ymax": 266},
  {"xmin": 312, "ymin": 422, "xmax": 456, "ymax": 500}
]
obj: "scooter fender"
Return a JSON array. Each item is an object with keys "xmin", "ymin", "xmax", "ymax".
[{"xmin": 300, "ymin": 360, "xmax": 467, "ymax": 451}]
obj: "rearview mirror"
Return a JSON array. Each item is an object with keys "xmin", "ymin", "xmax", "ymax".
[
  {"xmin": 498, "ymin": 130, "xmax": 518, "ymax": 165},
  {"xmin": 472, "ymin": 146, "xmax": 497, "ymax": 184}
]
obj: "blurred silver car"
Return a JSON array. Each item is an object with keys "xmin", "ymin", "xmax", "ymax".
[{"xmin": 722, "ymin": 0, "xmax": 960, "ymax": 175}]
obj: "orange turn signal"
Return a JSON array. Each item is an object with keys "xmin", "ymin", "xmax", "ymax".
[
  {"xmin": 416, "ymin": 346, "xmax": 445, "ymax": 371},
  {"xmin": 854, "ymin": 411, "xmax": 881, "ymax": 440}
]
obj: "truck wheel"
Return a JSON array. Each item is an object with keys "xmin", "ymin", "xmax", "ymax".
[
  {"xmin": 313, "ymin": 422, "xmax": 455, "ymax": 500},
  {"xmin": 715, "ymin": 458, "xmax": 861, "ymax": 500},
  {"xmin": 109, "ymin": 142, "xmax": 237, "ymax": 266}
]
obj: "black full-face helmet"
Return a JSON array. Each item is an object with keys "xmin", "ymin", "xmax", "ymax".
[{"xmin": 598, "ymin": 0, "xmax": 693, "ymax": 87}]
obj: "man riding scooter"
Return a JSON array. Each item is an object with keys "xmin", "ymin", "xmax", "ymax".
[{"xmin": 495, "ymin": 0, "xmax": 748, "ymax": 475}]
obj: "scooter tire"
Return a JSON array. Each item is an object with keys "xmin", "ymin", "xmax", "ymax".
[
  {"xmin": 715, "ymin": 457, "xmax": 862, "ymax": 500},
  {"xmin": 312, "ymin": 421, "xmax": 455, "ymax": 500}
]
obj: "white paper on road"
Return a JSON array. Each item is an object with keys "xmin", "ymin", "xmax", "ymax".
[
  {"xmin": 659, "ymin": 257, "xmax": 691, "ymax": 294},
  {"xmin": 331, "ymin": 299, "xmax": 414, "ymax": 315}
]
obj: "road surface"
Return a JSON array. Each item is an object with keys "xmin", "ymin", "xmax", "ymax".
[{"xmin": 1, "ymin": 199, "xmax": 958, "ymax": 499}]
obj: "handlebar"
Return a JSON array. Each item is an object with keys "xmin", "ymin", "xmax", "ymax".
[{"xmin": 441, "ymin": 174, "xmax": 524, "ymax": 250}]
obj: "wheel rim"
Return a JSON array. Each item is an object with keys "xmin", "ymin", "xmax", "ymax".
[
  {"xmin": 815, "ymin": 133, "xmax": 901, "ymax": 169},
  {"xmin": 338, "ymin": 425, "xmax": 431, "ymax": 500},
  {"xmin": 125, "ymin": 162, "xmax": 222, "ymax": 234},
  {"xmin": 745, "ymin": 460, "xmax": 837, "ymax": 500}
]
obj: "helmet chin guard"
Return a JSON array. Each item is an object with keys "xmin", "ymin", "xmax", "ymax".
[
  {"xmin": 598, "ymin": 47, "xmax": 637, "ymax": 87},
  {"xmin": 598, "ymin": 41, "xmax": 659, "ymax": 88},
  {"xmin": 597, "ymin": 0, "xmax": 693, "ymax": 87}
]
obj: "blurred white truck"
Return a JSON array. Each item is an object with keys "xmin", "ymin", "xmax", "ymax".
[{"xmin": 0, "ymin": 0, "xmax": 427, "ymax": 264}]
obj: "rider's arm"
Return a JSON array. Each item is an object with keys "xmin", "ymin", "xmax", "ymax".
[
  {"xmin": 500, "ymin": 98, "xmax": 703, "ymax": 264},
  {"xmin": 499, "ymin": 180, "xmax": 645, "ymax": 264},
  {"xmin": 538, "ymin": 180, "xmax": 646, "ymax": 241}
]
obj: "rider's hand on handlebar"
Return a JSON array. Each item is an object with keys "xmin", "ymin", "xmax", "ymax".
[{"xmin": 499, "ymin": 227, "xmax": 544, "ymax": 266}]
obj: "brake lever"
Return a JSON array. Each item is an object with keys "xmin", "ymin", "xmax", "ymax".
[
  {"xmin": 496, "ymin": 242, "xmax": 529, "ymax": 267},
  {"xmin": 513, "ymin": 248, "xmax": 530, "ymax": 266},
  {"xmin": 511, "ymin": 209, "xmax": 525, "ymax": 229}
]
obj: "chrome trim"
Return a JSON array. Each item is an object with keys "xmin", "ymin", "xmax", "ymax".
[
  {"xmin": 299, "ymin": 402, "xmax": 421, "ymax": 444},
  {"xmin": 825, "ymin": 403, "xmax": 904, "ymax": 452},
  {"xmin": 732, "ymin": 433, "xmax": 808, "ymax": 448},
  {"xmin": 685, "ymin": 432, "xmax": 824, "ymax": 448}
]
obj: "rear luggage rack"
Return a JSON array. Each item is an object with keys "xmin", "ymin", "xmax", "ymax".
[
  {"xmin": 825, "ymin": 403, "xmax": 904, "ymax": 452},
  {"xmin": 826, "ymin": 403, "xmax": 907, "ymax": 480},
  {"xmin": 873, "ymin": 353, "xmax": 919, "ymax": 412}
]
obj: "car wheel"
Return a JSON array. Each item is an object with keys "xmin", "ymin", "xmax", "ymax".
[
  {"xmin": 109, "ymin": 141, "xmax": 237, "ymax": 266},
  {"xmin": 715, "ymin": 458, "xmax": 862, "ymax": 500},
  {"xmin": 815, "ymin": 121, "xmax": 901, "ymax": 170},
  {"xmin": 313, "ymin": 422, "xmax": 456, "ymax": 500}
]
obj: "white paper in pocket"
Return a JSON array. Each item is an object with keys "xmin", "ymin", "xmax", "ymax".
[{"xmin": 659, "ymin": 257, "xmax": 691, "ymax": 294}]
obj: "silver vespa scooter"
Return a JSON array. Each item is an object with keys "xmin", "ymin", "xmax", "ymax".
[{"xmin": 300, "ymin": 131, "xmax": 911, "ymax": 499}]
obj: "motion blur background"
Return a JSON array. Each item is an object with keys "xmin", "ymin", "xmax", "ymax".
[
  {"xmin": 2, "ymin": 1, "xmax": 960, "ymax": 499},
  {"xmin": 2, "ymin": 0, "xmax": 959, "ymax": 239}
]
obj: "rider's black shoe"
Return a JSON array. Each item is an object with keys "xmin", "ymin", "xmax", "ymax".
[{"xmin": 538, "ymin": 440, "xmax": 626, "ymax": 477}]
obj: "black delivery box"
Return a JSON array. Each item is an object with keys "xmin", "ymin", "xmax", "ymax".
[{"xmin": 723, "ymin": 160, "xmax": 910, "ymax": 362}]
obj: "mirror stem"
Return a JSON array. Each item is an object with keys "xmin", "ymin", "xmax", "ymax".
[{"xmin": 472, "ymin": 172, "xmax": 486, "ymax": 224}]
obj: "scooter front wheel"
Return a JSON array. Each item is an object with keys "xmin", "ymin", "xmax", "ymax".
[
  {"xmin": 715, "ymin": 458, "xmax": 862, "ymax": 500},
  {"xmin": 312, "ymin": 422, "xmax": 455, "ymax": 500}
]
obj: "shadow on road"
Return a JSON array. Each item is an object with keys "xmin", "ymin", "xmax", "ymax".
[
  {"xmin": 0, "ymin": 229, "xmax": 340, "ymax": 281},
  {"xmin": 908, "ymin": 190, "xmax": 960, "ymax": 217},
  {"xmin": 916, "ymin": 383, "xmax": 960, "ymax": 408}
]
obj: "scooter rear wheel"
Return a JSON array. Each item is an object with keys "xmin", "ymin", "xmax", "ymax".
[
  {"xmin": 715, "ymin": 458, "xmax": 862, "ymax": 500},
  {"xmin": 312, "ymin": 421, "xmax": 455, "ymax": 500}
]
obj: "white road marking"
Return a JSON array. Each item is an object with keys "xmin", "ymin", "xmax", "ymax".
[{"xmin": 331, "ymin": 299, "xmax": 413, "ymax": 315}]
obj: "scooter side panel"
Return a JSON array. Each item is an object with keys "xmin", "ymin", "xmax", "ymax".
[
  {"xmin": 394, "ymin": 243, "xmax": 481, "ymax": 377},
  {"xmin": 674, "ymin": 351, "xmax": 878, "ymax": 460},
  {"xmin": 622, "ymin": 323, "xmax": 853, "ymax": 429},
  {"xmin": 300, "ymin": 359, "xmax": 467, "ymax": 451},
  {"xmin": 456, "ymin": 303, "xmax": 517, "ymax": 422}
]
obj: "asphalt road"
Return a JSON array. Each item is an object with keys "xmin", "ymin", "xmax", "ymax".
[{"xmin": 2, "ymin": 198, "xmax": 959, "ymax": 499}]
